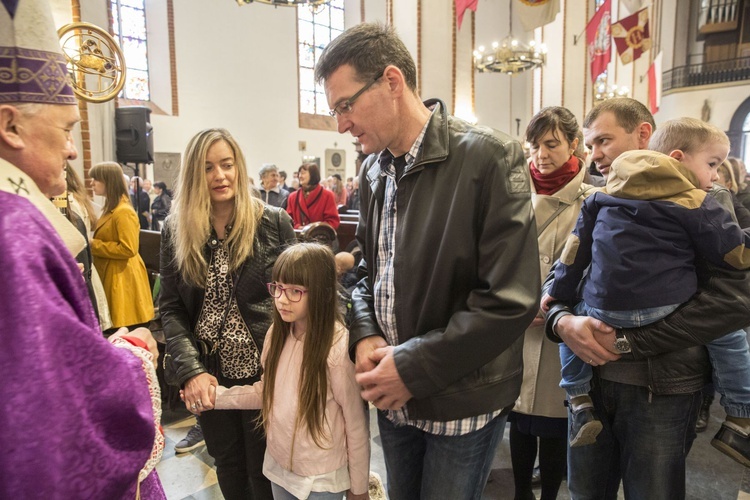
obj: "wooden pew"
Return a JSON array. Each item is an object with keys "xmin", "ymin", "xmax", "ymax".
[{"xmin": 336, "ymin": 220, "xmax": 358, "ymax": 252}]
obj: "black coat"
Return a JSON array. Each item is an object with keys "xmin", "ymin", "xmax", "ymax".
[{"xmin": 159, "ymin": 206, "xmax": 296, "ymax": 386}]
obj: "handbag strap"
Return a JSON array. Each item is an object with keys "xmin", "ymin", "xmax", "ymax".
[{"xmin": 536, "ymin": 186, "xmax": 595, "ymax": 235}]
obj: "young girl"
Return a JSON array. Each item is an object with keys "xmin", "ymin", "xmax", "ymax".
[{"xmin": 206, "ymin": 242, "xmax": 369, "ymax": 500}]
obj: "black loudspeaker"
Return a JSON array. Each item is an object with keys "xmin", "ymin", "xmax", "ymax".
[{"xmin": 116, "ymin": 106, "xmax": 154, "ymax": 163}]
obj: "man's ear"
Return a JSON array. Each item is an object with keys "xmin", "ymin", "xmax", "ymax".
[
  {"xmin": 0, "ymin": 105, "xmax": 25, "ymax": 150},
  {"xmin": 382, "ymin": 65, "xmax": 405, "ymax": 98},
  {"xmin": 636, "ymin": 122, "xmax": 653, "ymax": 149},
  {"xmin": 668, "ymin": 149, "xmax": 685, "ymax": 161}
]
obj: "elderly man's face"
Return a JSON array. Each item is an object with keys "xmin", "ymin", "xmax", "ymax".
[
  {"xmin": 262, "ymin": 170, "xmax": 279, "ymax": 189},
  {"xmin": 16, "ymin": 104, "xmax": 79, "ymax": 196}
]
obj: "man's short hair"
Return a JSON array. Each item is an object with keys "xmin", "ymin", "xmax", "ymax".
[
  {"xmin": 649, "ymin": 117, "xmax": 730, "ymax": 155},
  {"xmin": 279, "ymin": 170, "xmax": 287, "ymax": 180},
  {"xmin": 259, "ymin": 163, "xmax": 278, "ymax": 179},
  {"xmin": 315, "ymin": 23, "xmax": 417, "ymax": 91},
  {"xmin": 583, "ymin": 98, "xmax": 656, "ymax": 134}
]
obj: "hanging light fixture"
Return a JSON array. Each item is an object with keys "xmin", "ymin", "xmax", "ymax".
[
  {"xmin": 474, "ymin": 2, "xmax": 546, "ymax": 75},
  {"xmin": 594, "ymin": 73, "xmax": 629, "ymax": 103},
  {"xmin": 235, "ymin": 0, "xmax": 330, "ymax": 6}
]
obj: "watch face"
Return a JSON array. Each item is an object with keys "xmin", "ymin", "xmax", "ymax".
[{"xmin": 615, "ymin": 338, "xmax": 630, "ymax": 352}]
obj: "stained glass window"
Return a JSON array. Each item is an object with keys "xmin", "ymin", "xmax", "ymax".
[
  {"xmin": 111, "ymin": 0, "xmax": 150, "ymax": 101},
  {"xmin": 298, "ymin": 0, "xmax": 344, "ymax": 116}
]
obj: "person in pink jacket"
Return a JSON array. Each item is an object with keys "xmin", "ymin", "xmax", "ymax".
[{"xmin": 199, "ymin": 243, "xmax": 369, "ymax": 500}]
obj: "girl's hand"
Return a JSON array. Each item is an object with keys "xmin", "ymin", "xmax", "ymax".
[
  {"xmin": 183, "ymin": 373, "xmax": 218, "ymax": 414},
  {"xmin": 346, "ymin": 490, "xmax": 369, "ymax": 500}
]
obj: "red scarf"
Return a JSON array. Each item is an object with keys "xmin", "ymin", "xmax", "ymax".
[{"xmin": 530, "ymin": 156, "xmax": 580, "ymax": 195}]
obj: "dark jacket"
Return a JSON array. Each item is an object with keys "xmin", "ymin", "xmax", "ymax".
[
  {"xmin": 550, "ymin": 151, "xmax": 750, "ymax": 310},
  {"xmin": 350, "ymin": 99, "xmax": 540, "ymax": 421},
  {"xmin": 130, "ymin": 190, "xmax": 150, "ymax": 230},
  {"xmin": 150, "ymin": 192, "xmax": 171, "ymax": 231},
  {"xmin": 259, "ymin": 188, "xmax": 289, "ymax": 209},
  {"xmin": 159, "ymin": 206, "xmax": 296, "ymax": 387}
]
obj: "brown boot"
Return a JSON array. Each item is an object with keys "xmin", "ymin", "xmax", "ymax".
[{"xmin": 711, "ymin": 416, "xmax": 750, "ymax": 467}]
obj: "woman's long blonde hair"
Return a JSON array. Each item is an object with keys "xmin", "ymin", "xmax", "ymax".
[
  {"xmin": 89, "ymin": 162, "xmax": 129, "ymax": 214},
  {"xmin": 168, "ymin": 128, "xmax": 263, "ymax": 287},
  {"xmin": 261, "ymin": 243, "xmax": 341, "ymax": 450}
]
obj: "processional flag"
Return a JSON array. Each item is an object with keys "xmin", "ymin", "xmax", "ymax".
[
  {"xmin": 612, "ymin": 7, "xmax": 651, "ymax": 64},
  {"xmin": 516, "ymin": 0, "xmax": 561, "ymax": 32},
  {"xmin": 586, "ymin": 0, "xmax": 612, "ymax": 83}
]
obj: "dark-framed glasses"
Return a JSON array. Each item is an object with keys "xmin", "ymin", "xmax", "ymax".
[
  {"xmin": 267, "ymin": 282, "xmax": 308, "ymax": 302},
  {"xmin": 328, "ymin": 74, "xmax": 382, "ymax": 119}
]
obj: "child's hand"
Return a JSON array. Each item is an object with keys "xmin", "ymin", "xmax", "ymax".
[
  {"xmin": 540, "ymin": 293, "xmax": 556, "ymax": 312},
  {"xmin": 346, "ymin": 490, "xmax": 368, "ymax": 500}
]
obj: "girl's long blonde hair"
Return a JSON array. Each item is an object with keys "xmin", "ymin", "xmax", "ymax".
[
  {"xmin": 261, "ymin": 243, "xmax": 342, "ymax": 450},
  {"xmin": 168, "ymin": 128, "xmax": 263, "ymax": 287}
]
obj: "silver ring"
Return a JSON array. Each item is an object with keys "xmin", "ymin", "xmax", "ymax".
[
  {"xmin": 191, "ymin": 404, "xmax": 197, "ymax": 410},
  {"xmin": 588, "ymin": 359, "xmax": 594, "ymax": 364}
]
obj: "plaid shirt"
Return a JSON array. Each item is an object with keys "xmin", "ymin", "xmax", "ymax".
[{"xmin": 373, "ymin": 106, "xmax": 502, "ymax": 436}]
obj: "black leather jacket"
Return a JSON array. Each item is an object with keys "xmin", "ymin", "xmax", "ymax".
[
  {"xmin": 350, "ymin": 99, "xmax": 540, "ymax": 421},
  {"xmin": 159, "ymin": 206, "xmax": 295, "ymax": 386},
  {"xmin": 543, "ymin": 259, "xmax": 750, "ymax": 394}
]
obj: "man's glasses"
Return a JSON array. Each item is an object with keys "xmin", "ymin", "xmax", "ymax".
[
  {"xmin": 328, "ymin": 74, "xmax": 382, "ymax": 119},
  {"xmin": 267, "ymin": 282, "xmax": 308, "ymax": 302}
]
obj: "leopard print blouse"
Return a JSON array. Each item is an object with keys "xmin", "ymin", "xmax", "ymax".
[{"xmin": 195, "ymin": 241, "xmax": 261, "ymax": 379}]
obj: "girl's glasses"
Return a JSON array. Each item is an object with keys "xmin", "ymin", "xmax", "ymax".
[{"xmin": 266, "ymin": 282, "xmax": 308, "ymax": 303}]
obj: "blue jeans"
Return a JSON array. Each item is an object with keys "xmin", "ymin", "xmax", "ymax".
[
  {"xmin": 706, "ymin": 328, "xmax": 750, "ymax": 417},
  {"xmin": 377, "ymin": 410, "xmax": 506, "ymax": 500},
  {"xmin": 559, "ymin": 302, "xmax": 679, "ymax": 397},
  {"xmin": 270, "ymin": 483, "xmax": 344, "ymax": 499},
  {"xmin": 568, "ymin": 378, "xmax": 702, "ymax": 499}
]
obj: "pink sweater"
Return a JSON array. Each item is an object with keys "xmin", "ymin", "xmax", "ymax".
[{"xmin": 215, "ymin": 325, "xmax": 370, "ymax": 495}]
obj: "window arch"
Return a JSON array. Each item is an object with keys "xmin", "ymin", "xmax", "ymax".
[{"xmin": 298, "ymin": 1, "xmax": 345, "ymax": 130}]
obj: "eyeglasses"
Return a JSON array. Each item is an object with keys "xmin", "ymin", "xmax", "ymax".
[
  {"xmin": 328, "ymin": 75, "xmax": 382, "ymax": 119},
  {"xmin": 266, "ymin": 282, "xmax": 308, "ymax": 302}
]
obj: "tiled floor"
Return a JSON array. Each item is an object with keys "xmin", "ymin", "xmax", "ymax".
[{"xmin": 159, "ymin": 398, "xmax": 750, "ymax": 499}]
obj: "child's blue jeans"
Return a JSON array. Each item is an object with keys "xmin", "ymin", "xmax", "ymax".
[{"xmin": 559, "ymin": 301, "xmax": 750, "ymax": 417}]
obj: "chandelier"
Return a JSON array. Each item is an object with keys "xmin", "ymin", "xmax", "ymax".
[
  {"xmin": 473, "ymin": 1, "xmax": 546, "ymax": 76},
  {"xmin": 474, "ymin": 38, "xmax": 547, "ymax": 75},
  {"xmin": 594, "ymin": 74, "xmax": 629, "ymax": 103},
  {"xmin": 235, "ymin": 0, "xmax": 330, "ymax": 6}
]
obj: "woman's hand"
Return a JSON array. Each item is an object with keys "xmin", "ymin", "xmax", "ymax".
[{"xmin": 182, "ymin": 373, "xmax": 218, "ymax": 414}]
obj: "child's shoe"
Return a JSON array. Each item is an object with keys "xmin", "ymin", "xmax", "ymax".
[
  {"xmin": 711, "ymin": 416, "xmax": 750, "ymax": 467},
  {"xmin": 568, "ymin": 395, "xmax": 603, "ymax": 447}
]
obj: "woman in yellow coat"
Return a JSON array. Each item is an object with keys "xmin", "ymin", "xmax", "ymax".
[{"xmin": 90, "ymin": 162, "xmax": 154, "ymax": 329}]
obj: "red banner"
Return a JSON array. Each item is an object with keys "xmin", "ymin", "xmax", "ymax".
[
  {"xmin": 648, "ymin": 52, "xmax": 662, "ymax": 114},
  {"xmin": 612, "ymin": 7, "xmax": 651, "ymax": 64},
  {"xmin": 586, "ymin": 0, "xmax": 612, "ymax": 83},
  {"xmin": 456, "ymin": 0, "xmax": 479, "ymax": 29}
]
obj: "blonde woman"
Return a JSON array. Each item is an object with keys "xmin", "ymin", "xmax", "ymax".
[
  {"xmin": 90, "ymin": 162, "xmax": 154, "ymax": 329},
  {"xmin": 159, "ymin": 128, "xmax": 295, "ymax": 500}
]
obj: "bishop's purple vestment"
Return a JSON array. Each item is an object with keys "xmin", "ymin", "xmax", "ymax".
[{"xmin": 0, "ymin": 190, "xmax": 165, "ymax": 498}]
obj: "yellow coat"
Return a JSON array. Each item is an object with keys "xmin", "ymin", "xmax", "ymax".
[
  {"xmin": 91, "ymin": 197, "xmax": 154, "ymax": 328},
  {"xmin": 514, "ymin": 165, "xmax": 596, "ymax": 418}
]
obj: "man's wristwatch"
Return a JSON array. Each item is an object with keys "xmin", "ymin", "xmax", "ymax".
[{"xmin": 613, "ymin": 330, "xmax": 631, "ymax": 353}]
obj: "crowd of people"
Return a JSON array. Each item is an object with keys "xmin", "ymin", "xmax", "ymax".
[{"xmin": 6, "ymin": 2, "xmax": 750, "ymax": 498}]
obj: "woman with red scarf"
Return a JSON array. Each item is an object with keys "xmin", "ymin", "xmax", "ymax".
[
  {"xmin": 509, "ymin": 107, "xmax": 595, "ymax": 500},
  {"xmin": 287, "ymin": 163, "xmax": 341, "ymax": 229}
]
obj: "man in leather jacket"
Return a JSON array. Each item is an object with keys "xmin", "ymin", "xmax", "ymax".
[
  {"xmin": 315, "ymin": 24, "xmax": 540, "ymax": 499},
  {"xmin": 544, "ymin": 98, "xmax": 750, "ymax": 499}
]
